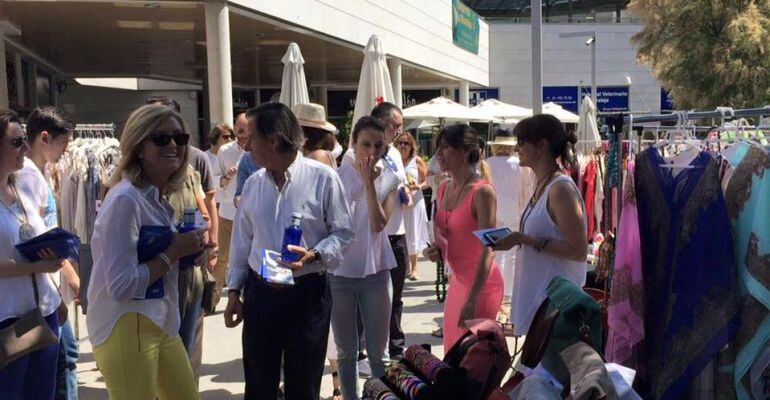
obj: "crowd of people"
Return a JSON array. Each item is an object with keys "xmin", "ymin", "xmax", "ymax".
[{"xmin": 0, "ymin": 97, "xmax": 588, "ymax": 400}]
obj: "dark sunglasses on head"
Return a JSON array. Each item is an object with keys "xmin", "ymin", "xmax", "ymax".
[
  {"xmin": 148, "ymin": 133, "xmax": 190, "ymax": 147},
  {"xmin": 10, "ymin": 135, "xmax": 28, "ymax": 148}
]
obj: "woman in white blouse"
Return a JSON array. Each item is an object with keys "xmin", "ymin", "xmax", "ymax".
[
  {"xmin": 0, "ymin": 109, "xmax": 66, "ymax": 399},
  {"xmin": 331, "ymin": 116, "xmax": 399, "ymax": 399},
  {"xmin": 87, "ymin": 104, "xmax": 206, "ymax": 400}
]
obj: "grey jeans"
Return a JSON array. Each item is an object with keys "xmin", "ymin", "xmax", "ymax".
[{"xmin": 329, "ymin": 269, "xmax": 393, "ymax": 399}]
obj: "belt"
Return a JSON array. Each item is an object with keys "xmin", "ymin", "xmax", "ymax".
[{"xmin": 250, "ymin": 269, "xmax": 326, "ymax": 290}]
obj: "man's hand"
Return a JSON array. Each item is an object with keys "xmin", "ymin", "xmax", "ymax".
[
  {"xmin": 276, "ymin": 245, "xmax": 316, "ymax": 271},
  {"xmin": 224, "ymin": 291, "xmax": 244, "ymax": 328}
]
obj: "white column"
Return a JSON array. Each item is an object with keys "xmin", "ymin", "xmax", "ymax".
[
  {"xmin": 204, "ymin": 1, "xmax": 233, "ymax": 127},
  {"xmin": 459, "ymin": 81, "xmax": 470, "ymax": 107},
  {"xmin": 14, "ymin": 53, "xmax": 23, "ymax": 107},
  {"xmin": 315, "ymin": 85, "xmax": 328, "ymax": 109},
  {"xmin": 0, "ymin": 36, "xmax": 8, "ymax": 110},
  {"xmin": 531, "ymin": 0, "xmax": 543, "ymax": 114},
  {"xmin": 388, "ymin": 58, "xmax": 402, "ymax": 108}
]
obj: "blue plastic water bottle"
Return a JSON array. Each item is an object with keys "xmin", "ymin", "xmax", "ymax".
[
  {"xmin": 280, "ymin": 212, "xmax": 303, "ymax": 263},
  {"xmin": 177, "ymin": 209, "xmax": 201, "ymax": 270}
]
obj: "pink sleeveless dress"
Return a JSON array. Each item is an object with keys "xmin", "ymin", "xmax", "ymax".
[{"xmin": 435, "ymin": 179, "xmax": 504, "ymax": 350}]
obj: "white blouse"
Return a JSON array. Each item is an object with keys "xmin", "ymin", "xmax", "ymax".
[
  {"xmin": 86, "ymin": 177, "xmax": 181, "ymax": 346},
  {"xmin": 333, "ymin": 163, "xmax": 399, "ymax": 279},
  {"xmin": 0, "ymin": 187, "xmax": 61, "ymax": 322}
]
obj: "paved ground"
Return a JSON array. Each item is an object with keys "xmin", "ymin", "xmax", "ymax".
[{"xmin": 76, "ymin": 259, "xmax": 449, "ymax": 399}]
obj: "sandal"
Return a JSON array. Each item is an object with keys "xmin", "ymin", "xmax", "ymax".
[
  {"xmin": 431, "ymin": 327, "xmax": 443, "ymax": 338},
  {"xmin": 332, "ymin": 388, "xmax": 342, "ymax": 400}
]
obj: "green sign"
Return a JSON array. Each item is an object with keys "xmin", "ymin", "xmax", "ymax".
[{"xmin": 452, "ymin": 0, "xmax": 480, "ymax": 54}]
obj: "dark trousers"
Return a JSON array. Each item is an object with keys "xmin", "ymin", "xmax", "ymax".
[
  {"xmin": 55, "ymin": 320, "xmax": 78, "ymax": 400},
  {"xmin": 242, "ymin": 272, "xmax": 331, "ymax": 400},
  {"xmin": 388, "ymin": 234, "xmax": 409, "ymax": 357}
]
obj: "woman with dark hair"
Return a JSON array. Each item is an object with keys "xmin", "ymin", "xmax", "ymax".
[
  {"xmin": 492, "ymin": 114, "xmax": 587, "ymax": 337},
  {"xmin": 293, "ymin": 103, "xmax": 338, "ymax": 169},
  {"xmin": 0, "ymin": 109, "xmax": 66, "ymax": 399},
  {"xmin": 423, "ymin": 124, "xmax": 504, "ymax": 350}
]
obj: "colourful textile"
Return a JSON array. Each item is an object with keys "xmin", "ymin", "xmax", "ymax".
[
  {"xmin": 404, "ymin": 345, "xmax": 451, "ymax": 383},
  {"xmin": 582, "ymin": 158, "xmax": 597, "ymax": 239},
  {"xmin": 605, "ymin": 160, "xmax": 645, "ymax": 369},
  {"xmin": 634, "ymin": 148, "xmax": 740, "ymax": 400},
  {"xmin": 724, "ymin": 142, "xmax": 770, "ymax": 400},
  {"xmin": 435, "ymin": 180, "xmax": 504, "ymax": 350}
]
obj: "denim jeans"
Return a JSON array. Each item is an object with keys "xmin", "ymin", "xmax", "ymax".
[
  {"xmin": 330, "ymin": 269, "xmax": 393, "ymax": 400},
  {"xmin": 178, "ymin": 266, "xmax": 203, "ymax": 362},
  {"xmin": 0, "ymin": 312, "xmax": 60, "ymax": 400},
  {"xmin": 55, "ymin": 320, "xmax": 79, "ymax": 400}
]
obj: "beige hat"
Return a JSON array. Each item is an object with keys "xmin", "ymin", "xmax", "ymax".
[
  {"xmin": 487, "ymin": 136, "xmax": 518, "ymax": 146},
  {"xmin": 293, "ymin": 103, "xmax": 337, "ymax": 132}
]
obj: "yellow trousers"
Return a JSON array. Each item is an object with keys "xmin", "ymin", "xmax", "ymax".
[{"xmin": 93, "ymin": 313, "xmax": 199, "ymax": 400}]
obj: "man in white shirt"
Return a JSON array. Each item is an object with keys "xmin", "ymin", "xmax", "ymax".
[
  {"xmin": 223, "ymin": 102, "xmax": 354, "ymax": 399},
  {"xmin": 15, "ymin": 106, "xmax": 80, "ymax": 400},
  {"xmin": 214, "ymin": 113, "xmax": 247, "ymax": 296},
  {"xmin": 370, "ymin": 102, "xmax": 411, "ymax": 359}
]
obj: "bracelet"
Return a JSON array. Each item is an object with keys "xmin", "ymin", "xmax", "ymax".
[{"xmin": 157, "ymin": 252, "xmax": 172, "ymax": 269}]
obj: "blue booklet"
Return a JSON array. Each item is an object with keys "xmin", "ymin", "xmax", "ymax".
[
  {"xmin": 15, "ymin": 227, "xmax": 81, "ymax": 263},
  {"xmin": 136, "ymin": 226, "xmax": 173, "ymax": 299}
]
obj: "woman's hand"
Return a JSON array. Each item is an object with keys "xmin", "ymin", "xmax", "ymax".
[
  {"xmin": 491, "ymin": 232, "xmax": 523, "ymax": 251},
  {"xmin": 458, "ymin": 297, "xmax": 477, "ymax": 327},
  {"xmin": 356, "ymin": 156, "xmax": 381, "ymax": 186},
  {"xmin": 167, "ymin": 228, "xmax": 206, "ymax": 261},
  {"xmin": 422, "ymin": 245, "xmax": 441, "ymax": 262},
  {"xmin": 35, "ymin": 248, "xmax": 66, "ymax": 273}
]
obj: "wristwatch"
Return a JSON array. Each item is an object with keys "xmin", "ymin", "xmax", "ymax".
[{"xmin": 307, "ymin": 249, "xmax": 321, "ymax": 263}]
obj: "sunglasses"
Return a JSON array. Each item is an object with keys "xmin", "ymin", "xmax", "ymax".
[
  {"xmin": 10, "ymin": 135, "xmax": 28, "ymax": 149},
  {"xmin": 222, "ymin": 134, "xmax": 235, "ymax": 140},
  {"xmin": 396, "ymin": 141, "xmax": 411, "ymax": 147},
  {"xmin": 148, "ymin": 133, "xmax": 190, "ymax": 147}
]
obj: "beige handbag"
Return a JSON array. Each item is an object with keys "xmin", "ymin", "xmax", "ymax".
[{"xmin": 0, "ymin": 274, "xmax": 58, "ymax": 370}]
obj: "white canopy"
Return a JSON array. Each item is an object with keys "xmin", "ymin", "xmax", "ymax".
[
  {"xmin": 471, "ymin": 98, "xmax": 531, "ymax": 123},
  {"xmin": 576, "ymin": 97, "xmax": 601, "ymax": 153},
  {"xmin": 350, "ymin": 35, "xmax": 394, "ymax": 141},
  {"xmin": 403, "ymin": 96, "xmax": 497, "ymax": 122},
  {"xmin": 278, "ymin": 43, "xmax": 310, "ymax": 109},
  {"xmin": 542, "ymin": 102, "xmax": 580, "ymax": 124}
]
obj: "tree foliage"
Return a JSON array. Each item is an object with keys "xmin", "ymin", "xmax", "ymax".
[{"xmin": 629, "ymin": 0, "xmax": 770, "ymax": 109}]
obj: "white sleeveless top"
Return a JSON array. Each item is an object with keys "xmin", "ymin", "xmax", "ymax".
[{"xmin": 511, "ymin": 174, "xmax": 587, "ymax": 336}]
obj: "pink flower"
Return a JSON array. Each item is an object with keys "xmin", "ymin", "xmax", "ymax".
[{"xmin": 376, "ymin": 96, "xmax": 384, "ymax": 104}]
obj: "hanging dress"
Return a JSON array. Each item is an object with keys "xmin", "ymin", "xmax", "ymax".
[{"xmin": 634, "ymin": 147, "xmax": 740, "ymax": 400}]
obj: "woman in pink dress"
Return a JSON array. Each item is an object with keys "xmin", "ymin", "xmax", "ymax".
[{"xmin": 423, "ymin": 124, "xmax": 504, "ymax": 350}]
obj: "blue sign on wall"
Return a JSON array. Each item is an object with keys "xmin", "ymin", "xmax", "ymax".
[
  {"xmin": 543, "ymin": 86, "xmax": 580, "ymax": 113},
  {"xmin": 454, "ymin": 88, "xmax": 500, "ymax": 106},
  {"xmin": 581, "ymin": 86, "xmax": 630, "ymax": 112}
]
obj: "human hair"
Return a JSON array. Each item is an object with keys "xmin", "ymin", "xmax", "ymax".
[
  {"xmin": 513, "ymin": 114, "xmax": 577, "ymax": 170},
  {"xmin": 302, "ymin": 126, "xmax": 335, "ymax": 152},
  {"xmin": 352, "ymin": 116, "xmax": 386, "ymax": 143},
  {"xmin": 26, "ymin": 106, "xmax": 74, "ymax": 142},
  {"xmin": 145, "ymin": 95, "xmax": 181, "ymax": 113},
  {"xmin": 370, "ymin": 102, "xmax": 402, "ymax": 121},
  {"xmin": 394, "ymin": 132, "xmax": 418, "ymax": 160},
  {"xmin": 110, "ymin": 104, "xmax": 190, "ymax": 192},
  {"xmin": 246, "ymin": 102, "xmax": 304, "ymax": 154},
  {"xmin": 1, "ymin": 109, "xmax": 21, "ymax": 185},
  {"xmin": 208, "ymin": 124, "xmax": 234, "ymax": 146},
  {"xmin": 434, "ymin": 124, "xmax": 481, "ymax": 165}
]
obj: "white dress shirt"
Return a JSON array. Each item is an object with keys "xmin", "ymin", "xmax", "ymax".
[
  {"xmin": 342, "ymin": 145, "xmax": 407, "ymax": 236},
  {"xmin": 216, "ymin": 141, "xmax": 244, "ymax": 220},
  {"xmin": 206, "ymin": 149, "xmax": 223, "ymax": 203},
  {"xmin": 333, "ymin": 163, "xmax": 398, "ymax": 278},
  {"xmin": 86, "ymin": 177, "xmax": 181, "ymax": 346},
  {"xmin": 0, "ymin": 188, "xmax": 61, "ymax": 322},
  {"xmin": 226, "ymin": 153, "xmax": 354, "ymax": 290}
]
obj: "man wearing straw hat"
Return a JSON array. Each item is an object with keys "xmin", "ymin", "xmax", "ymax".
[{"xmin": 485, "ymin": 129, "xmax": 534, "ymax": 325}]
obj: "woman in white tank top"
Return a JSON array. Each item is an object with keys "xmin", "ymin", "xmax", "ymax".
[{"xmin": 492, "ymin": 114, "xmax": 587, "ymax": 336}]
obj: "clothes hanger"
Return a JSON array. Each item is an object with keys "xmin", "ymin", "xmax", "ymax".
[{"xmin": 657, "ymin": 111, "xmax": 701, "ymax": 170}]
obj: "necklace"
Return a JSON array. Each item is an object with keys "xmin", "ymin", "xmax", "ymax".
[
  {"xmin": 0, "ymin": 185, "xmax": 36, "ymax": 242},
  {"xmin": 442, "ymin": 172, "xmax": 476, "ymax": 234},
  {"xmin": 519, "ymin": 168, "xmax": 560, "ymax": 233}
]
